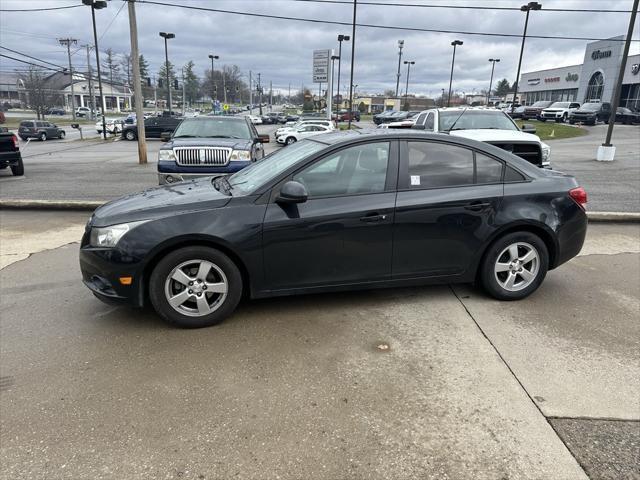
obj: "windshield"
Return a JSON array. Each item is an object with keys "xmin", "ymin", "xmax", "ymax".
[
  {"xmin": 438, "ymin": 110, "xmax": 518, "ymax": 131},
  {"xmin": 173, "ymin": 118, "xmax": 251, "ymax": 139},
  {"xmin": 549, "ymin": 102, "xmax": 570, "ymax": 108},
  {"xmin": 581, "ymin": 103, "xmax": 601, "ymax": 111},
  {"xmin": 227, "ymin": 140, "xmax": 325, "ymax": 195}
]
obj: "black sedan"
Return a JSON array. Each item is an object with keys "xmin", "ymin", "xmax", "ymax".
[
  {"xmin": 80, "ymin": 130, "xmax": 588, "ymax": 328},
  {"xmin": 613, "ymin": 107, "xmax": 640, "ymax": 125}
]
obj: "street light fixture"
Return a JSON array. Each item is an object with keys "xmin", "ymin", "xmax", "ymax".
[
  {"xmin": 159, "ymin": 32, "xmax": 175, "ymax": 115},
  {"xmin": 336, "ymin": 34, "xmax": 350, "ymax": 123},
  {"xmin": 448, "ymin": 40, "xmax": 463, "ymax": 107},
  {"xmin": 82, "ymin": 0, "xmax": 108, "ymax": 139},
  {"xmin": 511, "ymin": 2, "xmax": 542, "ymax": 112},
  {"xmin": 208, "ymin": 54, "xmax": 219, "ymax": 109},
  {"xmin": 403, "ymin": 60, "xmax": 415, "ymax": 108},
  {"xmin": 395, "ymin": 40, "xmax": 404, "ymax": 97},
  {"xmin": 487, "ymin": 58, "xmax": 500, "ymax": 105}
]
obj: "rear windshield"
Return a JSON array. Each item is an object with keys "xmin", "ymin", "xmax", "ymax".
[{"xmin": 20, "ymin": 121, "xmax": 34, "ymax": 127}]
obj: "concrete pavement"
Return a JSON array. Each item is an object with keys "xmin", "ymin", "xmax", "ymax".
[{"xmin": 1, "ymin": 211, "xmax": 638, "ymax": 479}]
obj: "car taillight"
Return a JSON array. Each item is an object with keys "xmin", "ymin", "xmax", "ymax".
[
  {"xmin": 569, "ymin": 186, "xmax": 587, "ymax": 209},
  {"xmin": 11, "ymin": 135, "xmax": 18, "ymax": 150}
]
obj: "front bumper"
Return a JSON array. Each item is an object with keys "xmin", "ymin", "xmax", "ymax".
[
  {"xmin": 541, "ymin": 112, "xmax": 564, "ymax": 119},
  {"xmin": 157, "ymin": 159, "xmax": 252, "ymax": 184}
]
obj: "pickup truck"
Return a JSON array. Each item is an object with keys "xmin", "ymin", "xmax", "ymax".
[
  {"xmin": 157, "ymin": 116, "xmax": 269, "ymax": 184},
  {"xmin": 412, "ymin": 107, "xmax": 551, "ymax": 168},
  {"xmin": 0, "ymin": 131, "xmax": 24, "ymax": 176}
]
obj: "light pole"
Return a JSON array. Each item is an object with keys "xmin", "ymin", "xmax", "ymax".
[
  {"xmin": 208, "ymin": 54, "xmax": 218, "ymax": 110},
  {"xmin": 487, "ymin": 58, "xmax": 500, "ymax": 105},
  {"xmin": 448, "ymin": 40, "xmax": 463, "ymax": 107},
  {"xmin": 331, "ymin": 55, "xmax": 339, "ymax": 118},
  {"xmin": 336, "ymin": 34, "xmax": 350, "ymax": 123},
  {"xmin": 403, "ymin": 60, "xmax": 415, "ymax": 109},
  {"xmin": 83, "ymin": 0, "xmax": 108, "ymax": 139},
  {"xmin": 395, "ymin": 40, "xmax": 404, "ymax": 97},
  {"xmin": 159, "ymin": 32, "xmax": 175, "ymax": 115},
  {"xmin": 511, "ymin": 2, "xmax": 542, "ymax": 113}
]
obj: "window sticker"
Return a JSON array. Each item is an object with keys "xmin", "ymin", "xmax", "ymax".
[{"xmin": 410, "ymin": 175, "xmax": 421, "ymax": 186}]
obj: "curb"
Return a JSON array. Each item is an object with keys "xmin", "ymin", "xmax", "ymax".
[{"xmin": 1, "ymin": 200, "xmax": 640, "ymax": 222}]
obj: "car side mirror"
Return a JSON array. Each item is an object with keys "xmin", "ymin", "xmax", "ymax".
[
  {"xmin": 277, "ymin": 181, "xmax": 308, "ymax": 204},
  {"xmin": 258, "ymin": 134, "xmax": 270, "ymax": 143},
  {"xmin": 160, "ymin": 132, "xmax": 172, "ymax": 142},
  {"xmin": 521, "ymin": 123, "xmax": 536, "ymax": 134}
]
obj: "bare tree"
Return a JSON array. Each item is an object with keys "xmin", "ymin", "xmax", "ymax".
[
  {"xmin": 120, "ymin": 53, "xmax": 132, "ymax": 89},
  {"xmin": 22, "ymin": 67, "xmax": 60, "ymax": 119},
  {"xmin": 102, "ymin": 48, "xmax": 120, "ymax": 87}
]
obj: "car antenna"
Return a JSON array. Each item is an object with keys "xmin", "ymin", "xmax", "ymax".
[{"xmin": 445, "ymin": 107, "xmax": 468, "ymax": 134}]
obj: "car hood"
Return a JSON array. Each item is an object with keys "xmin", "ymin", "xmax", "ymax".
[
  {"xmin": 573, "ymin": 109, "xmax": 597, "ymax": 114},
  {"xmin": 542, "ymin": 109, "xmax": 564, "ymax": 112},
  {"xmin": 91, "ymin": 177, "xmax": 231, "ymax": 226},
  {"xmin": 167, "ymin": 138, "xmax": 252, "ymax": 149},
  {"xmin": 450, "ymin": 129, "xmax": 541, "ymax": 144}
]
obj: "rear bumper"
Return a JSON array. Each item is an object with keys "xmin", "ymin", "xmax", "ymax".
[
  {"xmin": 554, "ymin": 207, "xmax": 588, "ymax": 269},
  {"xmin": 0, "ymin": 151, "xmax": 20, "ymax": 167}
]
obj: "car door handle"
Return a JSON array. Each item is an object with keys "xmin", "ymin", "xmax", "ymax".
[
  {"xmin": 464, "ymin": 202, "xmax": 491, "ymax": 211},
  {"xmin": 360, "ymin": 213, "xmax": 387, "ymax": 222}
]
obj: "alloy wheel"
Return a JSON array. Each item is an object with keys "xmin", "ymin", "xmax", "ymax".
[
  {"xmin": 494, "ymin": 242, "xmax": 539, "ymax": 292},
  {"xmin": 164, "ymin": 259, "xmax": 228, "ymax": 317}
]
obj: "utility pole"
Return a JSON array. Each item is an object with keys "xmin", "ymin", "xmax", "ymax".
[
  {"xmin": 182, "ymin": 67, "xmax": 186, "ymax": 115},
  {"xmin": 153, "ymin": 75, "xmax": 157, "ymax": 115},
  {"xmin": 288, "ymin": 82, "xmax": 291, "ymax": 103},
  {"xmin": 222, "ymin": 67, "xmax": 227, "ymax": 104},
  {"xmin": 59, "ymin": 38, "xmax": 78, "ymax": 119},
  {"xmin": 83, "ymin": 44, "xmax": 95, "ymax": 120},
  {"xmin": 249, "ymin": 70, "xmax": 253, "ymax": 113},
  {"xmin": 347, "ymin": 0, "xmax": 357, "ymax": 130},
  {"xmin": 257, "ymin": 73, "xmax": 262, "ymax": 116},
  {"xmin": 270, "ymin": 80, "xmax": 273, "ymax": 110},
  {"xmin": 395, "ymin": 40, "xmax": 404, "ymax": 98},
  {"xmin": 85, "ymin": 0, "xmax": 108, "ymax": 139},
  {"xmin": 127, "ymin": 0, "xmax": 147, "ymax": 164}
]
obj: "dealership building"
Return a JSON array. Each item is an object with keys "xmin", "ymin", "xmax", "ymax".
[{"xmin": 519, "ymin": 36, "xmax": 639, "ymax": 110}]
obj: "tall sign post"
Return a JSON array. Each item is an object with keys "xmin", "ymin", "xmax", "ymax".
[{"xmin": 313, "ymin": 49, "xmax": 332, "ymax": 120}]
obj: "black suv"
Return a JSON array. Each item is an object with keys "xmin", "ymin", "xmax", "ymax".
[
  {"xmin": 18, "ymin": 120, "xmax": 66, "ymax": 141},
  {"xmin": 157, "ymin": 116, "xmax": 269, "ymax": 184},
  {"xmin": 568, "ymin": 102, "xmax": 611, "ymax": 125},
  {"xmin": 122, "ymin": 115, "xmax": 182, "ymax": 140}
]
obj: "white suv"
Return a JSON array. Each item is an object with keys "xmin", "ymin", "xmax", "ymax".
[
  {"xmin": 540, "ymin": 102, "xmax": 581, "ymax": 123},
  {"xmin": 274, "ymin": 119, "xmax": 335, "ymax": 139},
  {"xmin": 412, "ymin": 107, "xmax": 551, "ymax": 168}
]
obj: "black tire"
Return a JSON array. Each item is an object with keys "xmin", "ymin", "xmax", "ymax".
[
  {"xmin": 562, "ymin": 113, "xmax": 567, "ymax": 123},
  {"xmin": 10, "ymin": 158, "xmax": 24, "ymax": 176},
  {"xmin": 39, "ymin": 132, "xmax": 47, "ymax": 141},
  {"xmin": 539, "ymin": 118, "xmax": 547, "ymax": 122},
  {"xmin": 125, "ymin": 130, "xmax": 137, "ymax": 141},
  {"xmin": 149, "ymin": 246, "xmax": 243, "ymax": 328},
  {"xmin": 285, "ymin": 136, "xmax": 296, "ymax": 145},
  {"xmin": 479, "ymin": 231, "xmax": 548, "ymax": 301},
  {"xmin": 58, "ymin": 131, "xmax": 65, "ymax": 139},
  {"xmin": 569, "ymin": 119, "xmax": 575, "ymax": 124}
]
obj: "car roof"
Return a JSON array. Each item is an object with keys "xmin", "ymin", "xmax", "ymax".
[{"xmin": 185, "ymin": 116, "xmax": 244, "ymax": 122}]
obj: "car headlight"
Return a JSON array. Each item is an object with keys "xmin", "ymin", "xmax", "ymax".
[
  {"xmin": 229, "ymin": 150, "xmax": 251, "ymax": 161},
  {"xmin": 158, "ymin": 149, "xmax": 176, "ymax": 161},
  {"xmin": 541, "ymin": 143, "xmax": 551, "ymax": 163},
  {"xmin": 90, "ymin": 220, "xmax": 149, "ymax": 248}
]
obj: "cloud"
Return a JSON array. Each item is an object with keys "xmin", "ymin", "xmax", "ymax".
[{"xmin": 1, "ymin": 0, "xmax": 637, "ymax": 97}]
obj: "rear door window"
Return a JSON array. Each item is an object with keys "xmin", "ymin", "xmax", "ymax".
[
  {"xmin": 406, "ymin": 141, "xmax": 474, "ymax": 189},
  {"xmin": 475, "ymin": 153, "xmax": 504, "ymax": 184}
]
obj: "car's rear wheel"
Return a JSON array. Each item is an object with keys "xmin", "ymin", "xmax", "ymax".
[
  {"xmin": 39, "ymin": 132, "xmax": 47, "ymax": 141},
  {"xmin": 125, "ymin": 130, "xmax": 136, "ymax": 141},
  {"xmin": 149, "ymin": 246, "xmax": 243, "ymax": 328},
  {"xmin": 285, "ymin": 136, "xmax": 296, "ymax": 145},
  {"xmin": 10, "ymin": 158, "xmax": 24, "ymax": 176},
  {"xmin": 479, "ymin": 232, "xmax": 548, "ymax": 300}
]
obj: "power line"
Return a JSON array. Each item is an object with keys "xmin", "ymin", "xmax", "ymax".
[
  {"xmin": 137, "ymin": 1, "xmax": 639, "ymax": 42},
  {"xmin": 286, "ymin": 0, "xmax": 634, "ymax": 13},
  {"xmin": 99, "ymin": 0, "xmax": 127, "ymax": 41},
  {"xmin": 0, "ymin": 46, "xmax": 66, "ymax": 69},
  {"xmin": 0, "ymin": 4, "xmax": 83, "ymax": 12}
]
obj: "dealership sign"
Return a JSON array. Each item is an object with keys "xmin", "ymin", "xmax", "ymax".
[
  {"xmin": 527, "ymin": 78, "xmax": 540, "ymax": 85},
  {"xmin": 591, "ymin": 49, "xmax": 612, "ymax": 61},
  {"xmin": 565, "ymin": 73, "xmax": 579, "ymax": 82},
  {"xmin": 312, "ymin": 49, "xmax": 330, "ymax": 83},
  {"xmin": 544, "ymin": 76, "xmax": 560, "ymax": 83},
  {"xmin": 632, "ymin": 64, "xmax": 639, "ymax": 75}
]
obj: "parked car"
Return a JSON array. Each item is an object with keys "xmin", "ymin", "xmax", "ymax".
[
  {"xmin": 157, "ymin": 116, "xmax": 269, "ymax": 184},
  {"xmin": 0, "ymin": 131, "xmax": 23, "ymax": 176},
  {"xmin": 381, "ymin": 112, "xmax": 420, "ymax": 129},
  {"xmin": 261, "ymin": 112, "xmax": 281, "ymax": 124},
  {"xmin": 568, "ymin": 102, "xmax": 611, "ymax": 125},
  {"xmin": 80, "ymin": 130, "xmax": 588, "ymax": 328},
  {"xmin": 274, "ymin": 119, "xmax": 336, "ymax": 139},
  {"xmin": 96, "ymin": 118, "xmax": 124, "ymax": 134},
  {"xmin": 275, "ymin": 124, "xmax": 333, "ymax": 145},
  {"xmin": 122, "ymin": 115, "xmax": 182, "ymax": 141},
  {"xmin": 521, "ymin": 101, "xmax": 554, "ymax": 120},
  {"xmin": 46, "ymin": 107, "xmax": 66, "ymax": 116},
  {"xmin": 75, "ymin": 107, "xmax": 92, "ymax": 117},
  {"xmin": 373, "ymin": 110, "xmax": 396, "ymax": 125},
  {"xmin": 285, "ymin": 114, "xmax": 300, "ymax": 123},
  {"xmin": 246, "ymin": 115, "xmax": 262, "ymax": 124},
  {"xmin": 540, "ymin": 102, "xmax": 581, "ymax": 123},
  {"xmin": 18, "ymin": 120, "xmax": 66, "ymax": 141},
  {"xmin": 612, "ymin": 107, "xmax": 640, "ymax": 124},
  {"xmin": 333, "ymin": 110, "xmax": 361, "ymax": 122},
  {"xmin": 505, "ymin": 105, "xmax": 526, "ymax": 119},
  {"xmin": 412, "ymin": 108, "xmax": 551, "ymax": 168}
]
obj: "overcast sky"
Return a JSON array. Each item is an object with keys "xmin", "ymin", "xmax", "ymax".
[{"xmin": 1, "ymin": 0, "xmax": 638, "ymax": 97}]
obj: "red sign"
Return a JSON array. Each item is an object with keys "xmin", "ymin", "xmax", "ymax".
[{"xmin": 544, "ymin": 77, "xmax": 560, "ymax": 83}]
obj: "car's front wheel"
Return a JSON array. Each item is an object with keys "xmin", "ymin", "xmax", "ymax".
[
  {"xmin": 124, "ymin": 130, "xmax": 136, "ymax": 141},
  {"xmin": 285, "ymin": 136, "xmax": 297, "ymax": 145},
  {"xmin": 149, "ymin": 246, "xmax": 243, "ymax": 328},
  {"xmin": 479, "ymin": 232, "xmax": 548, "ymax": 301}
]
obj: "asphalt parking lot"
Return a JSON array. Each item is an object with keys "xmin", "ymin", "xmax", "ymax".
[{"xmin": 0, "ymin": 210, "xmax": 638, "ymax": 480}]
